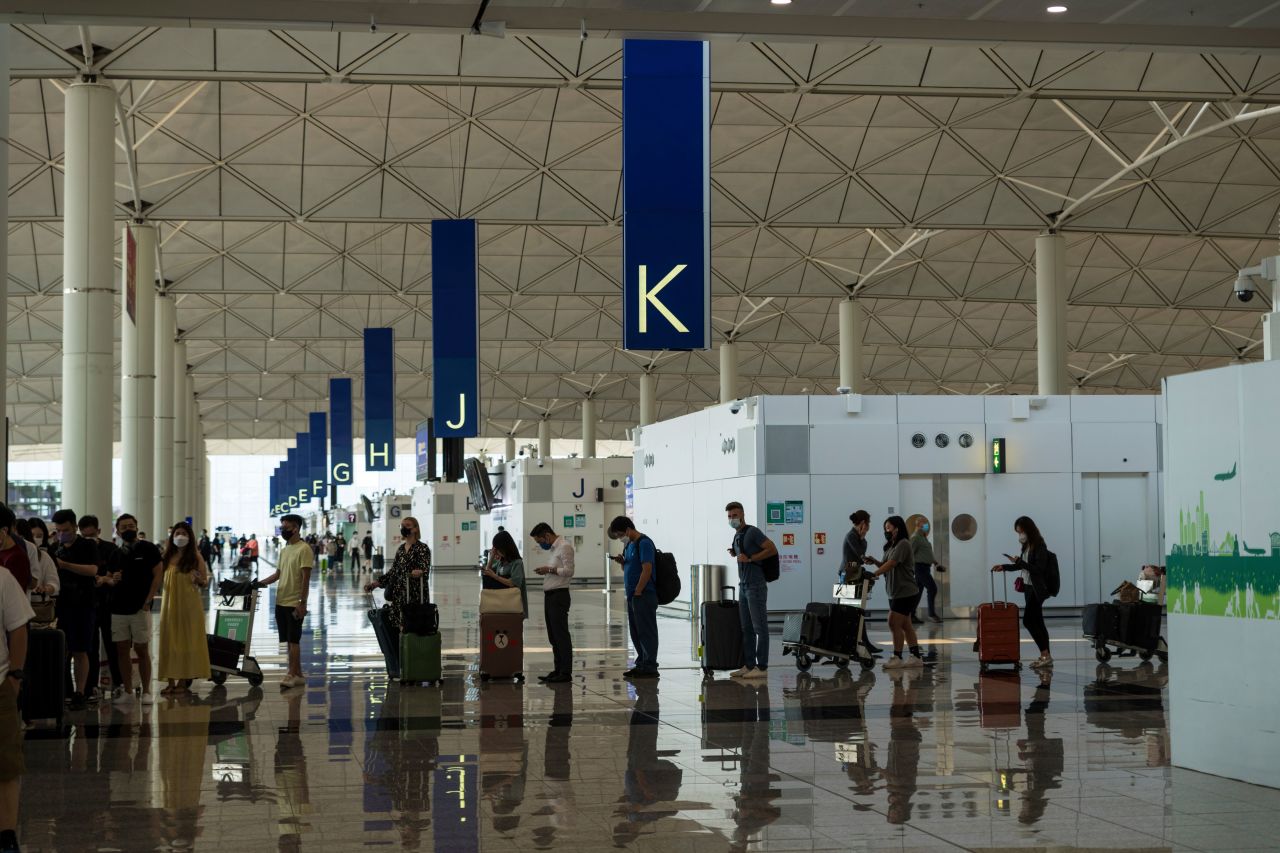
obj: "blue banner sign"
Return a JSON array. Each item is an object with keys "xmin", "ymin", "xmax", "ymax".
[
  {"xmin": 364, "ymin": 328, "xmax": 396, "ymax": 471},
  {"xmin": 296, "ymin": 432, "xmax": 312, "ymax": 504},
  {"xmin": 621, "ymin": 39, "xmax": 711, "ymax": 351},
  {"xmin": 431, "ymin": 220, "xmax": 481, "ymax": 437},
  {"xmin": 309, "ymin": 411, "xmax": 327, "ymax": 501},
  {"xmin": 286, "ymin": 446, "xmax": 302, "ymax": 508},
  {"xmin": 330, "ymin": 377, "xmax": 354, "ymax": 487}
]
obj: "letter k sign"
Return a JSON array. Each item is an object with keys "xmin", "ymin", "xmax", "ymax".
[{"xmin": 638, "ymin": 265, "xmax": 689, "ymax": 334}]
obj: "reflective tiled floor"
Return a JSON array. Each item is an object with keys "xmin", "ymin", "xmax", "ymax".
[{"xmin": 21, "ymin": 563, "xmax": 1280, "ymax": 852}]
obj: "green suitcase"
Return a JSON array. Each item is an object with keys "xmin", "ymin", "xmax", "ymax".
[{"xmin": 400, "ymin": 630, "xmax": 442, "ymax": 685}]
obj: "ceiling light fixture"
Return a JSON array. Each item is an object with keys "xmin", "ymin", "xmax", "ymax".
[
  {"xmin": 771, "ymin": 0, "xmax": 791, "ymax": 5},
  {"xmin": 1046, "ymin": 4, "xmax": 1068, "ymax": 12}
]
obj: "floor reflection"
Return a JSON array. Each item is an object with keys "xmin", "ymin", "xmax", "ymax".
[{"xmin": 15, "ymin": 569, "xmax": 1280, "ymax": 852}]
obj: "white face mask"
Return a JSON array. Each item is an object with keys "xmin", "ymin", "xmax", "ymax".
[
  {"xmin": 173, "ymin": 535, "xmax": 190, "ymax": 549},
  {"xmin": 32, "ymin": 534, "xmax": 44, "ymax": 545},
  {"xmin": 729, "ymin": 518, "xmax": 742, "ymax": 530},
  {"xmin": 1017, "ymin": 533, "xmax": 1028, "ymax": 545}
]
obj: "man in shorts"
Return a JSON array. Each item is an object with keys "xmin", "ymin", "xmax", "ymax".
[
  {"xmin": 109, "ymin": 514, "xmax": 163, "ymax": 706},
  {"xmin": 257, "ymin": 514, "xmax": 313, "ymax": 690},
  {"xmin": 0, "ymin": 556, "xmax": 33, "ymax": 853}
]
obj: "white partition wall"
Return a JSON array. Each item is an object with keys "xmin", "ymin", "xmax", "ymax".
[
  {"xmin": 1164, "ymin": 360, "xmax": 1280, "ymax": 788},
  {"xmin": 411, "ymin": 481, "xmax": 482, "ymax": 568},
  {"xmin": 634, "ymin": 394, "xmax": 1163, "ymax": 614}
]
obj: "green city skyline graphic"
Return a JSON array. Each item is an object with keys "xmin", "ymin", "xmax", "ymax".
[{"xmin": 1168, "ymin": 479, "xmax": 1280, "ymax": 619}]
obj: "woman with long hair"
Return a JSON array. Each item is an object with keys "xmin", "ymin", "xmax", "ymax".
[
  {"xmin": 863, "ymin": 515, "xmax": 925, "ymax": 668},
  {"xmin": 363, "ymin": 516, "xmax": 432, "ymax": 676},
  {"xmin": 157, "ymin": 521, "xmax": 211, "ymax": 695},
  {"xmin": 992, "ymin": 515, "xmax": 1053, "ymax": 668},
  {"xmin": 483, "ymin": 530, "xmax": 528, "ymax": 619},
  {"xmin": 22, "ymin": 517, "xmax": 60, "ymax": 598}
]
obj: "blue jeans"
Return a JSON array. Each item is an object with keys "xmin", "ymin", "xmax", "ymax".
[
  {"xmin": 738, "ymin": 575, "xmax": 769, "ymax": 670},
  {"xmin": 627, "ymin": 590, "xmax": 659, "ymax": 672}
]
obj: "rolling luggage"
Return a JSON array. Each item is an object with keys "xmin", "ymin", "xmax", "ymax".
[
  {"xmin": 782, "ymin": 612, "xmax": 804, "ymax": 646},
  {"xmin": 1083, "ymin": 602, "xmax": 1121, "ymax": 641},
  {"xmin": 976, "ymin": 671, "xmax": 1022, "ymax": 728},
  {"xmin": 24, "ymin": 626, "xmax": 67, "ymax": 727},
  {"xmin": 399, "ymin": 630, "xmax": 442, "ymax": 685},
  {"xmin": 1118, "ymin": 601, "xmax": 1161, "ymax": 651},
  {"xmin": 820, "ymin": 603, "xmax": 863, "ymax": 656},
  {"xmin": 369, "ymin": 602, "xmax": 401, "ymax": 679},
  {"xmin": 801, "ymin": 602, "xmax": 831, "ymax": 647},
  {"xmin": 701, "ymin": 586, "xmax": 744, "ymax": 675},
  {"xmin": 977, "ymin": 573, "xmax": 1020, "ymax": 671},
  {"xmin": 479, "ymin": 611, "xmax": 524, "ymax": 681}
]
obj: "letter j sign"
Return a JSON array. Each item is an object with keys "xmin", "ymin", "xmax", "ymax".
[{"xmin": 621, "ymin": 39, "xmax": 711, "ymax": 351}]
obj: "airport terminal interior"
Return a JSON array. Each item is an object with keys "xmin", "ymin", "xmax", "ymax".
[{"xmin": 3, "ymin": 1, "xmax": 1280, "ymax": 851}]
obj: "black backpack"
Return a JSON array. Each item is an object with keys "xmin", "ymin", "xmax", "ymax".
[
  {"xmin": 1043, "ymin": 550, "xmax": 1061, "ymax": 598},
  {"xmin": 640, "ymin": 536, "xmax": 681, "ymax": 605},
  {"xmin": 742, "ymin": 525, "xmax": 781, "ymax": 582}
]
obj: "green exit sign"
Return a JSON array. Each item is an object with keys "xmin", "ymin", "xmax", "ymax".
[{"xmin": 991, "ymin": 437, "xmax": 1007, "ymax": 474}]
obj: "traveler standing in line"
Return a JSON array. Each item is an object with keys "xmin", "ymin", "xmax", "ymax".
[
  {"xmin": 156, "ymin": 522, "xmax": 211, "ymax": 696},
  {"xmin": 531, "ymin": 523, "xmax": 575, "ymax": 684},
  {"xmin": 20, "ymin": 519, "xmax": 60, "ymax": 599},
  {"xmin": 863, "ymin": 516, "xmax": 925, "ymax": 670},
  {"xmin": 992, "ymin": 516, "xmax": 1054, "ymax": 669},
  {"xmin": 79, "ymin": 515, "xmax": 124, "ymax": 701},
  {"xmin": 725, "ymin": 502, "xmax": 777, "ymax": 682},
  {"xmin": 257, "ymin": 515, "xmax": 314, "ymax": 689},
  {"xmin": 607, "ymin": 516, "xmax": 659, "ymax": 680},
  {"xmin": 334, "ymin": 533, "xmax": 346, "ymax": 575},
  {"xmin": 842, "ymin": 510, "xmax": 881, "ymax": 656},
  {"xmin": 363, "ymin": 516, "xmax": 431, "ymax": 672},
  {"xmin": 0, "ymin": 509, "xmax": 31, "ymax": 595},
  {"xmin": 909, "ymin": 519, "xmax": 943, "ymax": 625},
  {"xmin": 0, "ymin": 549, "xmax": 34, "ymax": 853},
  {"xmin": 110, "ymin": 514, "xmax": 163, "ymax": 705},
  {"xmin": 50, "ymin": 509, "xmax": 105, "ymax": 710},
  {"xmin": 362, "ymin": 531, "xmax": 374, "ymax": 567},
  {"xmin": 483, "ymin": 530, "xmax": 528, "ymax": 618},
  {"xmin": 198, "ymin": 531, "xmax": 214, "ymax": 570}
]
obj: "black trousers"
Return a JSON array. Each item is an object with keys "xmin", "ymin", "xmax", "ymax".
[
  {"xmin": 1022, "ymin": 588, "xmax": 1051, "ymax": 654},
  {"xmin": 543, "ymin": 588, "xmax": 573, "ymax": 675},
  {"xmin": 90, "ymin": 602, "xmax": 123, "ymax": 691}
]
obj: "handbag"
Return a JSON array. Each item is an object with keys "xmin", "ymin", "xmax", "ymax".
[
  {"xmin": 30, "ymin": 594, "xmax": 56, "ymax": 627},
  {"xmin": 479, "ymin": 586, "xmax": 523, "ymax": 614},
  {"xmin": 1013, "ymin": 577, "xmax": 1025, "ymax": 593},
  {"xmin": 401, "ymin": 575, "xmax": 438, "ymax": 636}
]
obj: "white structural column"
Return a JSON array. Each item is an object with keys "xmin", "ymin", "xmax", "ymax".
[
  {"xmin": 61, "ymin": 82, "xmax": 116, "ymax": 518},
  {"xmin": 719, "ymin": 341, "xmax": 739, "ymax": 404},
  {"xmin": 581, "ymin": 398, "xmax": 597, "ymax": 459},
  {"xmin": 838, "ymin": 298, "xmax": 865, "ymax": 393},
  {"xmin": 1035, "ymin": 232, "xmax": 1069, "ymax": 395},
  {"xmin": 185, "ymin": 385, "xmax": 196, "ymax": 524},
  {"xmin": 154, "ymin": 294, "xmax": 175, "ymax": 530},
  {"xmin": 121, "ymin": 224, "xmax": 157, "ymax": 525},
  {"xmin": 0, "ymin": 29, "xmax": 9, "ymax": 492},
  {"xmin": 172, "ymin": 341, "xmax": 189, "ymax": 521},
  {"xmin": 537, "ymin": 419, "xmax": 551, "ymax": 459},
  {"xmin": 504, "ymin": 435, "xmax": 516, "ymax": 462},
  {"xmin": 638, "ymin": 373, "xmax": 656, "ymax": 427}
]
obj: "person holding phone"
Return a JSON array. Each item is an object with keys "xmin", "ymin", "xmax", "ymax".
[
  {"xmin": 991, "ymin": 516, "xmax": 1053, "ymax": 669},
  {"xmin": 862, "ymin": 516, "xmax": 925, "ymax": 669}
]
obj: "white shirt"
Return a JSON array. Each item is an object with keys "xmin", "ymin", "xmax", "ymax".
[
  {"xmin": 0, "ymin": 567, "xmax": 36, "ymax": 680},
  {"xmin": 25, "ymin": 541, "xmax": 60, "ymax": 596},
  {"xmin": 540, "ymin": 536, "xmax": 575, "ymax": 592}
]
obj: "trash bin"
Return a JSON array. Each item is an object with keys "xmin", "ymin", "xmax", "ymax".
[{"xmin": 693, "ymin": 564, "xmax": 728, "ymax": 614}]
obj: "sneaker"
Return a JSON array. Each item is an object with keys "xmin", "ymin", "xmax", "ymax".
[
  {"xmin": 112, "ymin": 685, "xmax": 126, "ymax": 700},
  {"xmin": 728, "ymin": 667, "xmax": 752, "ymax": 679},
  {"xmin": 882, "ymin": 657, "xmax": 906, "ymax": 670},
  {"xmin": 113, "ymin": 690, "xmax": 136, "ymax": 706},
  {"xmin": 928, "ymin": 615, "xmax": 944, "ymax": 624},
  {"xmin": 741, "ymin": 668, "xmax": 767, "ymax": 681},
  {"xmin": 902, "ymin": 656, "xmax": 925, "ymax": 668},
  {"xmin": 285, "ymin": 675, "xmax": 306, "ymax": 688},
  {"xmin": 140, "ymin": 692, "xmax": 155, "ymax": 705}
]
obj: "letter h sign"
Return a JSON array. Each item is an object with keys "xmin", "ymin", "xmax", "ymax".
[{"xmin": 621, "ymin": 39, "xmax": 711, "ymax": 351}]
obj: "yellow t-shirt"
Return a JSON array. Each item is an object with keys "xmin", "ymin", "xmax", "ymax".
[{"xmin": 276, "ymin": 541, "xmax": 314, "ymax": 607}]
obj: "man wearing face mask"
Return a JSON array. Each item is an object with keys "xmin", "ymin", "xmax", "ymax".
[
  {"xmin": 109, "ymin": 514, "xmax": 163, "ymax": 705},
  {"xmin": 79, "ymin": 515, "xmax": 124, "ymax": 702},
  {"xmin": 257, "ymin": 514, "xmax": 314, "ymax": 689},
  {"xmin": 725, "ymin": 502, "xmax": 778, "ymax": 682},
  {"xmin": 909, "ymin": 519, "xmax": 943, "ymax": 625},
  {"xmin": 50, "ymin": 509, "xmax": 105, "ymax": 710},
  {"xmin": 530, "ymin": 523, "xmax": 575, "ymax": 684}
]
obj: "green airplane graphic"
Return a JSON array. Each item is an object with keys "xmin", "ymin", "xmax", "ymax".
[
  {"xmin": 1214, "ymin": 463, "xmax": 1237, "ymax": 481},
  {"xmin": 1242, "ymin": 541, "xmax": 1267, "ymax": 556}
]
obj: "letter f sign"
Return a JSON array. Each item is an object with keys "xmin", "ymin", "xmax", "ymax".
[{"xmin": 638, "ymin": 265, "xmax": 689, "ymax": 334}]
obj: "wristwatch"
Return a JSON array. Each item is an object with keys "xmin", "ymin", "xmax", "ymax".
[{"xmin": 7, "ymin": 669, "xmax": 24, "ymax": 682}]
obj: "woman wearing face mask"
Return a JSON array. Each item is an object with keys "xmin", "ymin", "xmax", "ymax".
[
  {"xmin": 909, "ymin": 519, "xmax": 943, "ymax": 624},
  {"xmin": 482, "ymin": 531, "xmax": 528, "ymax": 619},
  {"xmin": 992, "ymin": 516, "xmax": 1053, "ymax": 669},
  {"xmin": 863, "ymin": 516, "xmax": 925, "ymax": 669},
  {"xmin": 364, "ymin": 517, "xmax": 432, "ymax": 653},
  {"xmin": 157, "ymin": 521, "xmax": 211, "ymax": 695},
  {"xmin": 22, "ymin": 518, "xmax": 61, "ymax": 599}
]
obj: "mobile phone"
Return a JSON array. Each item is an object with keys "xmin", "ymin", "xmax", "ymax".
[{"xmin": 1003, "ymin": 553, "xmax": 1016, "ymax": 563}]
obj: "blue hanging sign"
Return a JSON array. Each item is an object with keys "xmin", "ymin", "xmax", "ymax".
[
  {"xmin": 364, "ymin": 328, "xmax": 396, "ymax": 471},
  {"xmin": 309, "ymin": 411, "xmax": 327, "ymax": 501},
  {"xmin": 330, "ymin": 377, "xmax": 354, "ymax": 487},
  {"xmin": 286, "ymin": 446, "xmax": 301, "ymax": 508},
  {"xmin": 621, "ymin": 39, "xmax": 711, "ymax": 351},
  {"xmin": 296, "ymin": 432, "xmax": 312, "ymax": 505},
  {"xmin": 431, "ymin": 219, "xmax": 481, "ymax": 438}
]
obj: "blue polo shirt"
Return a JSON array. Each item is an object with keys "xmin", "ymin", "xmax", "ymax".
[{"xmin": 623, "ymin": 536, "xmax": 657, "ymax": 597}]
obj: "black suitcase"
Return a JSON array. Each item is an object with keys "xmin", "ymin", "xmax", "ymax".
[
  {"xmin": 821, "ymin": 603, "xmax": 863, "ymax": 656},
  {"xmin": 1118, "ymin": 601, "xmax": 1161, "ymax": 650},
  {"xmin": 25, "ymin": 627, "xmax": 66, "ymax": 727},
  {"xmin": 368, "ymin": 605, "xmax": 401, "ymax": 678},
  {"xmin": 1083, "ymin": 602, "xmax": 1121, "ymax": 641},
  {"xmin": 701, "ymin": 587, "xmax": 744, "ymax": 674},
  {"xmin": 801, "ymin": 602, "xmax": 831, "ymax": 647}
]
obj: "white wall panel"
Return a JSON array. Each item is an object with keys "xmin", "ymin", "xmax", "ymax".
[
  {"xmin": 1072, "ymin": 422, "xmax": 1157, "ymax": 472},
  {"xmin": 898, "ymin": 424, "xmax": 987, "ymax": 474},
  {"xmin": 898, "ymin": 395, "xmax": 985, "ymax": 423},
  {"xmin": 810, "ymin": 423, "xmax": 898, "ymax": 475}
]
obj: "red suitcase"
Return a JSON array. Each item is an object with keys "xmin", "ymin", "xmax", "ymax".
[
  {"xmin": 479, "ymin": 612, "xmax": 524, "ymax": 682},
  {"xmin": 976, "ymin": 671, "xmax": 1022, "ymax": 728},
  {"xmin": 977, "ymin": 572, "xmax": 1021, "ymax": 671}
]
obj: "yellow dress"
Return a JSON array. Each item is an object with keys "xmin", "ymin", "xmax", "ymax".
[{"xmin": 157, "ymin": 561, "xmax": 211, "ymax": 681}]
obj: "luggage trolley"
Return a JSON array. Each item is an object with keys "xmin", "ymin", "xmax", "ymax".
[
  {"xmin": 208, "ymin": 579, "xmax": 265, "ymax": 687},
  {"xmin": 781, "ymin": 579, "xmax": 876, "ymax": 672}
]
